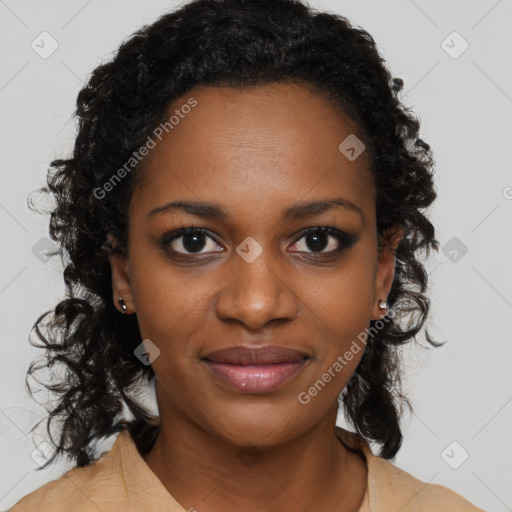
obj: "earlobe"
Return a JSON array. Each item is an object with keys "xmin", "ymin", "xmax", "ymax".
[
  {"xmin": 371, "ymin": 225, "xmax": 403, "ymax": 320},
  {"xmin": 107, "ymin": 249, "xmax": 135, "ymax": 315}
]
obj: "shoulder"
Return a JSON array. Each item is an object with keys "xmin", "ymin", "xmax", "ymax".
[
  {"xmin": 9, "ymin": 438, "xmax": 124, "ymax": 512},
  {"xmin": 335, "ymin": 427, "xmax": 485, "ymax": 512},
  {"xmin": 373, "ymin": 455, "xmax": 486, "ymax": 511}
]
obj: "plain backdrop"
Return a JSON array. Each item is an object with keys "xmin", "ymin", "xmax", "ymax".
[{"xmin": 1, "ymin": 1, "xmax": 511, "ymax": 510}]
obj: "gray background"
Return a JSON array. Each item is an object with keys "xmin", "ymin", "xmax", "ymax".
[{"xmin": 1, "ymin": 0, "xmax": 511, "ymax": 510}]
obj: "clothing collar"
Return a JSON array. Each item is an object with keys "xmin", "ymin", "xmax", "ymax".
[{"xmin": 108, "ymin": 426, "xmax": 378, "ymax": 511}]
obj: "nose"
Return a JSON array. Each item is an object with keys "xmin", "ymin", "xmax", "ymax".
[{"xmin": 214, "ymin": 247, "xmax": 299, "ymax": 331}]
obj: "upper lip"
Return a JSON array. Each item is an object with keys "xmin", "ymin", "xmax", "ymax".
[{"xmin": 203, "ymin": 345, "xmax": 309, "ymax": 365}]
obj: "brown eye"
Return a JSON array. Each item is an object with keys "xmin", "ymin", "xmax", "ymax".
[
  {"xmin": 289, "ymin": 227, "xmax": 358, "ymax": 254},
  {"xmin": 160, "ymin": 228, "xmax": 224, "ymax": 255}
]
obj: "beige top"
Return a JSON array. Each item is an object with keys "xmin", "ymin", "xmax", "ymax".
[{"xmin": 9, "ymin": 427, "xmax": 484, "ymax": 511}]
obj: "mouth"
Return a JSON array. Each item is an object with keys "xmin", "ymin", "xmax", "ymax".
[
  {"xmin": 203, "ymin": 344, "xmax": 309, "ymax": 365},
  {"xmin": 202, "ymin": 345, "xmax": 310, "ymax": 393}
]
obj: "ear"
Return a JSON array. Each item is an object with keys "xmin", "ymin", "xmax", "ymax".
[
  {"xmin": 106, "ymin": 235, "xmax": 135, "ymax": 315},
  {"xmin": 371, "ymin": 224, "xmax": 403, "ymax": 320}
]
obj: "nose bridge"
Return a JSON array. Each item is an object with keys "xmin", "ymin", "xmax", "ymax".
[{"xmin": 214, "ymin": 239, "xmax": 298, "ymax": 329}]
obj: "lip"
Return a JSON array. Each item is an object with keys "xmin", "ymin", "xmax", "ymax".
[
  {"xmin": 204, "ymin": 360, "xmax": 308, "ymax": 393},
  {"xmin": 202, "ymin": 345, "xmax": 310, "ymax": 393},
  {"xmin": 203, "ymin": 345, "xmax": 308, "ymax": 365}
]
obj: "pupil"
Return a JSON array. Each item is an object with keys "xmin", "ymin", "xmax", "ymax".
[
  {"xmin": 183, "ymin": 232, "xmax": 206, "ymax": 252},
  {"xmin": 307, "ymin": 231, "xmax": 328, "ymax": 252}
]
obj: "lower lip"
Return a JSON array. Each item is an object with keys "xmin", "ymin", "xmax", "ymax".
[{"xmin": 204, "ymin": 360, "xmax": 307, "ymax": 393}]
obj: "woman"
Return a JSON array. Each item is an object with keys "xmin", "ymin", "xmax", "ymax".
[{"xmin": 10, "ymin": 0, "xmax": 484, "ymax": 510}]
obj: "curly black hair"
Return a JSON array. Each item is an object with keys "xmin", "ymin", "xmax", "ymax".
[{"xmin": 26, "ymin": 0, "xmax": 441, "ymax": 470}]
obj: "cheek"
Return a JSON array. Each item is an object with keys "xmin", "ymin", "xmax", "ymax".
[
  {"xmin": 299, "ymin": 255, "xmax": 376, "ymax": 339},
  {"xmin": 297, "ymin": 251, "xmax": 375, "ymax": 383},
  {"xmin": 128, "ymin": 248, "xmax": 208, "ymax": 344},
  {"xmin": 128, "ymin": 251, "xmax": 230, "ymax": 381},
  {"xmin": 130, "ymin": 235, "xmax": 214, "ymax": 310}
]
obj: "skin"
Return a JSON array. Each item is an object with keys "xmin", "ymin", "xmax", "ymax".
[{"xmin": 108, "ymin": 82, "xmax": 402, "ymax": 512}]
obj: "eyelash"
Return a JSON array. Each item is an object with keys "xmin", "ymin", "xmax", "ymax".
[{"xmin": 158, "ymin": 225, "xmax": 358, "ymax": 260}]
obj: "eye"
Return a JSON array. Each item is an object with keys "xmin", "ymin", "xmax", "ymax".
[
  {"xmin": 289, "ymin": 227, "xmax": 358, "ymax": 255},
  {"xmin": 160, "ymin": 227, "xmax": 224, "ymax": 255},
  {"xmin": 158, "ymin": 225, "xmax": 358, "ymax": 259}
]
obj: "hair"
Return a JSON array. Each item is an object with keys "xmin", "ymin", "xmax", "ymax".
[{"xmin": 26, "ymin": 0, "xmax": 441, "ymax": 470}]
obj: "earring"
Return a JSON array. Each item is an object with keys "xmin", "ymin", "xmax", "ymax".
[
  {"xmin": 118, "ymin": 297, "xmax": 127, "ymax": 314},
  {"xmin": 378, "ymin": 299, "xmax": 387, "ymax": 311}
]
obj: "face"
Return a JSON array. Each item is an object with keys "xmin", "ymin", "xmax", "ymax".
[{"xmin": 109, "ymin": 82, "xmax": 401, "ymax": 446}]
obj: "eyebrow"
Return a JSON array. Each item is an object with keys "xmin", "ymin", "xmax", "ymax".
[{"xmin": 148, "ymin": 197, "xmax": 364, "ymax": 224}]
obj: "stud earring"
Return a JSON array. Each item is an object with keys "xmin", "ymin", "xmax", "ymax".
[
  {"xmin": 378, "ymin": 299, "xmax": 387, "ymax": 311},
  {"xmin": 118, "ymin": 297, "xmax": 127, "ymax": 314}
]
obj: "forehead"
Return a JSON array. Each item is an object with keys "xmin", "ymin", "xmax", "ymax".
[{"xmin": 131, "ymin": 82, "xmax": 375, "ymax": 227}]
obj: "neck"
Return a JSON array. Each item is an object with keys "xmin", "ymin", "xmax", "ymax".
[{"xmin": 142, "ymin": 403, "xmax": 367, "ymax": 512}]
